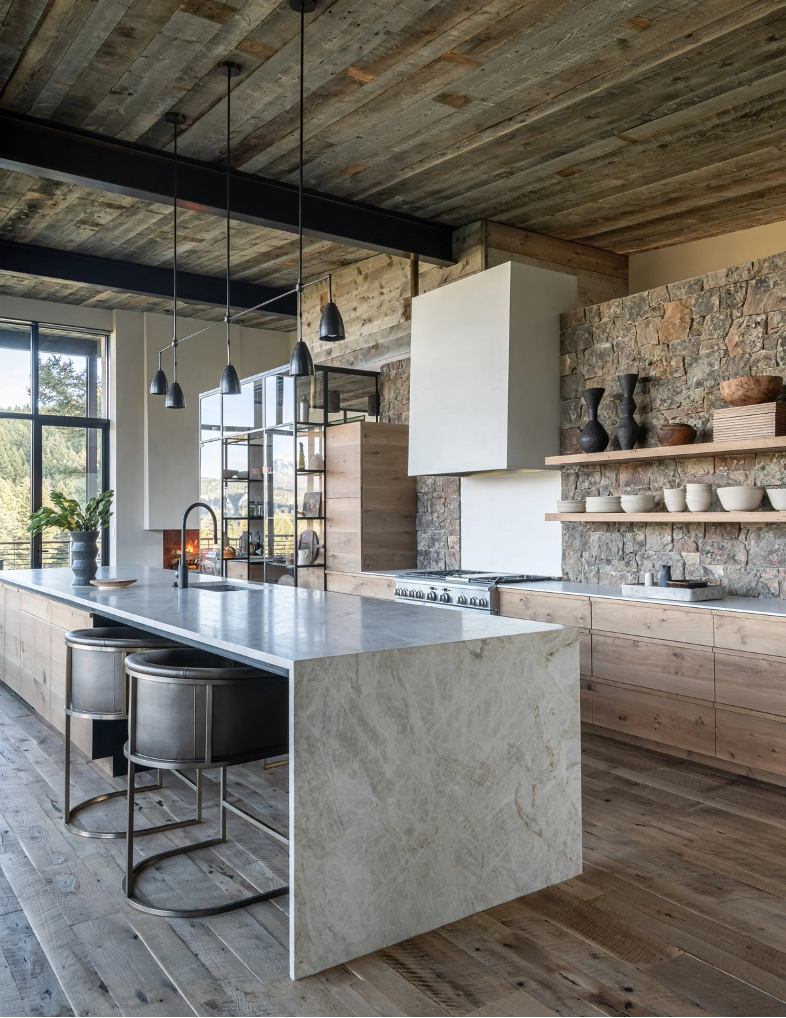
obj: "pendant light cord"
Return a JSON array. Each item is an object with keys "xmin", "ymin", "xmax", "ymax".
[
  {"xmin": 172, "ymin": 117, "xmax": 179, "ymax": 381},
  {"xmin": 297, "ymin": 2, "xmax": 304, "ymax": 343},
  {"xmin": 226, "ymin": 67, "xmax": 232, "ymax": 362}
]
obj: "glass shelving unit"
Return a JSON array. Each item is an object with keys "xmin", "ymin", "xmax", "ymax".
[{"xmin": 199, "ymin": 363, "xmax": 379, "ymax": 588}]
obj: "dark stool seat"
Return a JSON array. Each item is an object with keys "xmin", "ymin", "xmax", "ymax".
[
  {"xmin": 122, "ymin": 648, "xmax": 289, "ymax": 919},
  {"xmin": 63, "ymin": 626, "xmax": 197, "ymax": 841}
]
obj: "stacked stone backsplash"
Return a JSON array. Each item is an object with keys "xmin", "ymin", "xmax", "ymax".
[
  {"xmin": 379, "ymin": 357, "xmax": 460, "ymax": 570},
  {"xmin": 560, "ymin": 252, "xmax": 786, "ymax": 597}
]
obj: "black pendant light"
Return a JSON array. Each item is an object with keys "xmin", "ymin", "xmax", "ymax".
[
  {"xmin": 289, "ymin": 0, "xmax": 315, "ymax": 376},
  {"xmin": 220, "ymin": 61, "xmax": 242, "ymax": 395},
  {"xmin": 162, "ymin": 111, "xmax": 187, "ymax": 409},
  {"xmin": 318, "ymin": 276, "xmax": 345, "ymax": 341}
]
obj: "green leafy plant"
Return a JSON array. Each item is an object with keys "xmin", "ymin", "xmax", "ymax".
[{"xmin": 27, "ymin": 489, "xmax": 114, "ymax": 535}]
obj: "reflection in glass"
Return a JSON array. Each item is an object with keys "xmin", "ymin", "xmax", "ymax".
[
  {"xmin": 200, "ymin": 392, "xmax": 221, "ymax": 442},
  {"xmin": 0, "ymin": 320, "xmax": 31, "ymax": 413},
  {"xmin": 41, "ymin": 426, "xmax": 103, "ymax": 567},
  {"xmin": 0, "ymin": 418, "xmax": 31, "ymax": 567},
  {"xmin": 38, "ymin": 326, "xmax": 105, "ymax": 417},
  {"xmin": 223, "ymin": 380, "xmax": 255, "ymax": 434}
]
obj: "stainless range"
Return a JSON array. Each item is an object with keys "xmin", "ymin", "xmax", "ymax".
[{"xmin": 394, "ymin": 570, "xmax": 560, "ymax": 614}]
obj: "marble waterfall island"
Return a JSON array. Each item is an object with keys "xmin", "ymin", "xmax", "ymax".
[{"xmin": 0, "ymin": 567, "xmax": 582, "ymax": 979}]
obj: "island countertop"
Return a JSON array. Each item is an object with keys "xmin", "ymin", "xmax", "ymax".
[{"xmin": 0, "ymin": 566, "xmax": 563, "ymax": 674}]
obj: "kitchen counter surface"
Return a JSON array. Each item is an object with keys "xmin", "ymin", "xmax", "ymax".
[
  {"xmin": 0, "ymin": 566, "xmax": 560, "ymax": 675},
  {"xmin": 0, "ymin": 565, "xmax": 582, "ymax": 979}
]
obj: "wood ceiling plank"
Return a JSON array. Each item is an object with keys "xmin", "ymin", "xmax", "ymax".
[
  {"xmin": 0, "ymin": 0, "xmax": 50, "ymax": 92},
  {"xmin": 486, "ymin": 222, "xmax": 627, "ymax": 276}
]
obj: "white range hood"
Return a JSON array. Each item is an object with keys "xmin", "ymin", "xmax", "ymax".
[{"xmin": 408, "ymin": 260, "xmax": 577, "ymax": 475}]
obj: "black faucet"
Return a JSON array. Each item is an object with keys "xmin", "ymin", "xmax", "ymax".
[{"xmin": 176, "ymin": 502, "xmax": 218, "ymax": 589}]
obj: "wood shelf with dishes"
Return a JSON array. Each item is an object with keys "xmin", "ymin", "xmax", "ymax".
[{"xmin": 547, "ymin": 373, "xmax": 786, "ymax": 525}]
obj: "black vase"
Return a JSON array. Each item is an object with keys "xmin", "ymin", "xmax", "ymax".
[
  {"xmin": 616, "ymin": 372, "xmax": 640, "ymax": 451},
  {"xmin": 580, "ymin": 387, "xmax": 609, "ymax": 453}
]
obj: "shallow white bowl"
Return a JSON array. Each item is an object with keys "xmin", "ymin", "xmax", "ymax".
[
  {"xmin": 620, "ymin": 495, "xmax": 656, "ymax": 514},
  {"xmin": 586, "ymin": 496, "xmax": 622, "ymax": 513},
  {"xmin": 717, "ymin": 486, "xmax": 764, "ymax": 512},
  {"xmin": 557, "ymin": 500, "xmax": 585, "ymax": 513},
  {"xmin": 766, "ymin": 487, "xmax": 786, "ymax": 510}
]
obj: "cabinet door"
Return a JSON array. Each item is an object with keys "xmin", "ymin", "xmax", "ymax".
[
  {"xmin": 579, "ymin": 629, "xmax": 591, "ymax": 675},
  {"xmin": 4, "ymin": 586, "xmax": 22, "ymax": 694},
  {"xmin": 714, "ymin": 613, "xmax": 786, "ymax": 659},
  {"xmin": 715, "ymin": 651, "xmax": 786, "ymax": 716},
  {"xmin": 499, "ymin": 589, "xmax": 590, "ymax": 628},
  {"xmin": 0, "ymin": 584, "xmax": 5, "ymax": 685},
  {"xmin": 591, "ymin": 633, "xmax": 714, "ymax": 701},
  {"xmin": 591, "ymin": 598, "xmax": 713, "ymax": 646},
  {"xmin": 325, "ymin": 571, "xmax": 395, "ymax": 599},
  {"xmin": 592, "ymin": 680, "xmax": 715, "ymax": 755},
  {"xmin": 717, "ymin": 709, "xmax": 786, "ymax": 777},
  {"xmin": 20, "ymin": 611, "xmax": 50, "ymax": 719}
]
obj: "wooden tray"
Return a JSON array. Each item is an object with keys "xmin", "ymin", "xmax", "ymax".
[{"xmin": 713, "ymin": 402, "xmax": 786, "ymax": 440}]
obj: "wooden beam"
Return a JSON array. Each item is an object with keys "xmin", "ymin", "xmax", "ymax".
[
  {"xmin": 0, "ymin": 240, "xmax": 297, "ymax": 316},
  {"xmin": 486, "ymin": 221, "xmax": 628, "ymax": 279},
  {"xmin": 0, "ymin": 111, "xmax": 455, "ymax": 265}
]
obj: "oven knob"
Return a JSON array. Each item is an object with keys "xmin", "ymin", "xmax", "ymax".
[
  {"xmin": 457, "ymin": 595, "xmax": 467, "ymax": 605},
  {"xmin": 439, "ymin": 592, "xmax": 450, "ymax": 603},
  {"xmin": 478, "ymin": 597, "xmax": 488, "ymax": 608},
  {"xmin": 415, "ymin": 589, "xmax": 424, "ymax": 598},
  {"xmin": 427, "ymin": 591, "xmax": 437, "ymax": 601},
  {"xmin": 395, "ymin": 587, "xmax": 401, "ymax": 596},
  {"xmin": 409, "ymin": 589, "xmax": 419, "ymax": 597},
  {"xmin": 469, "ymin": 596, "xmax": 478, "ymax": 606}
]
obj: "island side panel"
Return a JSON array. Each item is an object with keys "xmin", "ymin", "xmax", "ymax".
[{"xmin": 288, "ymin": 626, "xmax": 582, "ymax": 979}]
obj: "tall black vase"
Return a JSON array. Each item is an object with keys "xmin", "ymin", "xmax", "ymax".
[
  {"xmin": 616, "ymin": 372, "xmax": 640, "ymax": 451},
  {"xmin": 580, "ymin": 387, "xmax": 609, "ymax": 453}
]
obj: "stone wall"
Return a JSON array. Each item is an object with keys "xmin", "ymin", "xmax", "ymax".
[{"xmin": 560, "ymin": 252, "xmax": 786, "ymax": 596}]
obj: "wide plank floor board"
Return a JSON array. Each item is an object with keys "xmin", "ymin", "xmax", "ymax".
[{"xmin": 4, "ymin": 685, "xmax": 786, "ymax": 1015}]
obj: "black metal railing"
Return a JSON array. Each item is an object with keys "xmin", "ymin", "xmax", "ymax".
[{"xmin": 0, "ymin": 538, "xmax": 76, "ymax": 570}]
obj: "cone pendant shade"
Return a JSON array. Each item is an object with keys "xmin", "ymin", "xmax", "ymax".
[
  {"xmin": 220, "ymin": 361, "xmax": 241, "ymax": 395},
  {"xmin": 319, "ymin": 300, "xmax": 345, "ymax": 341},
  {"xmin": 289, "ymin": 340, "xmax": 314, "ymax": 377},
  {"xmin": 149, "ymin": 367, "xmax": 168, "ymax": 395},
  {"xmin": 165, "ymin": 381, "xmax": 185, "ymax": 409}
]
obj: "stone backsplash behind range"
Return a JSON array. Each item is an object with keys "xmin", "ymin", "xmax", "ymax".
[{"xmin": 560, "ymin": 252, "xmax": 786, "ymax": 597}]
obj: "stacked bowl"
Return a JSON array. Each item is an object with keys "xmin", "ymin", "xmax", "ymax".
[
  {"xmin": 557, "ymin": 499, "xmax": 586, "ymax": 513},
  {"xmin": 620, "ymin": 493, "xmax": 656, "ymax": 514},
  {"xmin": 586, "ymin": 495, "xmax": 622, "ymax": 513},
  {"xmin": 686, "ymin": 483, "xmax": 712, "ymax": 512}
]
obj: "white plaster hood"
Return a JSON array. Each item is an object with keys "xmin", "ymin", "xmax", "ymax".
[{"xmin": 408, "ymin": 260, "xmax": 577, "ymax": 475}]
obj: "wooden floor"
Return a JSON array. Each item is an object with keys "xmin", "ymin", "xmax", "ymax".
[{"xmin": 3, "ymin": 687, "xmax": 786, "ymax": 1018}]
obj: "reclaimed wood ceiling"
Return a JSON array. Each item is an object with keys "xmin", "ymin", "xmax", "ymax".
[{"xmin": 0, "ymin": 0, "xmax": 785, "ymax": 293}]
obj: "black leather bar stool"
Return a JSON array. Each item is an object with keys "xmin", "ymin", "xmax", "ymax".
[
  {"xmin": 64, "ymin": 627, "xmax": 202, "ymax": 840},
  {"xmin": 122, "ymin": 647, "xmax": 289, "ymax": 918}
]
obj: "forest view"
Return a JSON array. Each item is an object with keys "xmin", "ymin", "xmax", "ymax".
[{"xmin": 0, "ymin": 354, "xmax": 101, "ymax": 567}]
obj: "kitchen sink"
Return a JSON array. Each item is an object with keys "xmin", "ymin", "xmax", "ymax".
[{"xmin": 190, "ymin": 582, "xmax": 242, "ymax": 592}]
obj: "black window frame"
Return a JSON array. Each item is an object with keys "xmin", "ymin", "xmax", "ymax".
[{"xmin": 0, "ymin": 319, "xmax": 110, "ymax": 569}]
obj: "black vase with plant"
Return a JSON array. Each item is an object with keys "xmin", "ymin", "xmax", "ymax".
[
  {"xmin": 616, "ymin": 372, "xmax": 640, "ymax": 450},
  {"xmin": 580, "ymin": 387, "xmax": 609, "ymax": 453},
  {"xmin": 27, "ymin": 489, "xmax": 114, "ymax": 586}
]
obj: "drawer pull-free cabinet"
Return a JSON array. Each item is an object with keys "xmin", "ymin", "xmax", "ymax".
[
  {"xmin": 592, "ymin": 681, "xmax": 715, "ymax": 755},
  {"xmin": 498, "ymin": 589, "xmax": 590, "ymax": 628},
  {"xmin": 591, "ymin": 598, "xmax": 713, "ymax": 646},
  {"xmin": 714, "ymin": 614, "xmax": 786, "ymax": 659},
  {"xmin": 592, "ymin": 633, "xmax": 714, "ymax": 701},
  {"xmin": 716, "ymin": 709, "xmax": 786, "ymax": 777},
  {"xmin": 715, "ymin": 651, "xmax": 786, "ymax": 716}
]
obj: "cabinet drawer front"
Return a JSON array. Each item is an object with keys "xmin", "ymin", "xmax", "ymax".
[
  {"xmin": 591, "ymin": 633, "xmax": 714, "ymax": 700},
  {"xmin": 591, "ymin": 598, "xmax": 713, "ymax": 646},
  {"xmin": 579, "ymin": 629, "xmax": 591, "ymax": 675},
  {"xmin": 20, "ymin": 590, "xmax": 51, "ymax": 623},
  {"xmin": 714, "ymin": 613, "xmax": 786, "ymax": 659},
  {"xmin": 50, "ymin": 601, "xmax": 92, "ymax": 633},
  {"xmin": 592, "ymin": 681, "xmax": 715, "ymax": 755},
  {"xmin": 498, "ymin": 589, "xmax": 590, "ymax": 628},
  {"xmin": 717, "ymin": 709, "xmax": 786, "ymax": 777},
  {"xmin": 325, "ymin": 571, "xmax": 395, "ymax": 599},
  {"xmin": 715, "ymin": 652, "xmax": 786, "ymax": 715}
]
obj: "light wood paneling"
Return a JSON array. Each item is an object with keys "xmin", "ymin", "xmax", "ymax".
[
  {"xmin": 498, "ymin": 589, "xmax": 590, "ymax": 628},
  {"xmin": 592, "ymin": 680, "xmax": 716, "ymax": 755},
  {"xmin": 717, "ymin": 708, "xmax": 786, "ymax": 777},
  {"xmin": 579, "ymin": 628, "xmax": 591, "ymax": 675},
  {"xmin": 3, "ymin": 584, "xmax": 22, "ymax": 695},
  {"xmin": 715, "ymin": 612, "xmax": 786, "ymax": 659},
  {"xmin": 591, "ymin": 598, "xmax": 714, "ymax": 647},
  {"xmin": 325, "ymin": 570, "xmax": 396, "ymax": 599},
  {"xmin": 715, "ymin": 650, "xmax": 786, "ymax": 716},
  {"xmin": 592, "ymin": 633, "xmax": 715, "ymax": 701}
]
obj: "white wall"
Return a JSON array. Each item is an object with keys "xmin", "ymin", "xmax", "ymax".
[
  {"xmin": 460, "ymin": 471, "xmax": 562, "ymax": 575},
  {"xmin": 630, "ymin": 219, "xmax": 786, "ymax": 292},
  {"xmin": 0, "ymin": 292, "xmax": 293, "ymax": 567}
]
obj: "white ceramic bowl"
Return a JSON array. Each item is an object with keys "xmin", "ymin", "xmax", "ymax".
[
  {"xmin": 717, "ymin": 486, "xmax": 764, "ymax": 512},
  {"xmin": 620, "ymin": 495, "xmax": 656, "ymax": 514},
  {"xmin": 766, "ymin": 487, "xmax": 786, "ymax": 510},
  {"xmin": 663, "ymin": 488, "xmax": 687, "ymax": 512},
  {"xmin": 557, "ymin": 500, "xmax": 585, "ymax": 513},
  {"xmin": 686, "ymin": 482, "xmax": 712, "ymax": 493},
  {"xmin": 686, "ymin": 494, "xmax": 712, "ymax": 512},
  {"xmin": 586, "ymin": 496, "xmax": 622, "ymax": 513}
]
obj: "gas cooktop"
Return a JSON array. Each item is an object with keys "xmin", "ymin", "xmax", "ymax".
[
  {"xmin": 401, "ymin": 570, "xmax": 560, "ymax": 584},
  {"xmin": 395, "ymin": 570, "xmax": 561, "ymax": 613}
]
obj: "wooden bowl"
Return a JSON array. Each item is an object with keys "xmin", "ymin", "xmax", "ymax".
[
  {"xmin": 720, "ymin": 375, "xmax": 783, "ymax": 406},
  {"xmin": 657, "ymin": 424, "xmax": 696, "ymax": 447}
]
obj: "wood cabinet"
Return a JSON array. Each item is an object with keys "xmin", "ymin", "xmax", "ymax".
[
  {"xmin": 325, "ymin": 422, "xmax": 417, "ymax": 573},
  {"xmin": 325, "ymin": 570, "xmax": 396, "ymax": 599},
  {"xmin": 497, "ymin": 586, "xmax": 786, "ymax": 785}
]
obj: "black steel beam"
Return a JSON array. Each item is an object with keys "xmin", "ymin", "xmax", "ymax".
[
  {"xmin": 0, "ymin": 111, "xmax": 455, "ymax": 265},
  {"xmin": 0, "ymin": 240, "xmax": 297, "ymax": 316}
]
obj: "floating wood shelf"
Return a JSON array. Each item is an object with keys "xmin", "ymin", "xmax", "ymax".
[
  {"xmin": 546, "ymin": 512, "xmax": 786, "ymax": 524},
  {"xmin": 545, "ymin": 435, "xmax": 786, "ymax": 466}
]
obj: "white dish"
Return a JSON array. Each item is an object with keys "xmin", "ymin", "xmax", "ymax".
[
  {"xmin": 556, "ymin": 500, "xmax": 585, "ymax": 513},
  {"xmin": 687, "ymin": 495, "xmax": 712, "ymax": 512},
  {"xmin": 767, "ymin": 487, "xmax": 786, "ymax": 510},
  {"xmin": 663, "ymin": 488, "xmax": 687, "ymax": 512},
  {"xmin": 620, "ymin": 495, "xmax": 656, "ymax": 514},
  {"xmin": 717, "ymin": 485, "xmax": 764, "ymax": 512}
]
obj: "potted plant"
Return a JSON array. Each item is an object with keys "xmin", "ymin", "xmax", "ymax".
[{"xmin": 27, "ymin": 490, "xmax": 114, "ymax": 586}]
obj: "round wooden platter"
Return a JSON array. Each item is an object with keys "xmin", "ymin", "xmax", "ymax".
[{"xmin": 89, "ymin": 578, "xmax": 137, "ymax": 589}]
